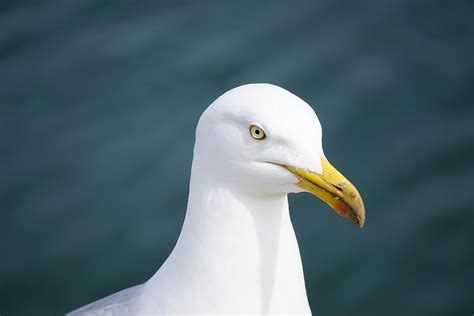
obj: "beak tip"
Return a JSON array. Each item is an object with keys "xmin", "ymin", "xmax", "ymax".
[
  {"xmin": 356, "ymin": 204, "xmax": 365, "ymax": 228},
  {"xmin": 355, "ymin": 208, "xmax": 365, "ymax": 229},
  {"xmin": 352, "ymin": 203, "xmax": 365, "ymax": 228}
]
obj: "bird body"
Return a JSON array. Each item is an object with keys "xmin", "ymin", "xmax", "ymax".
[
  {"xmin": 68, "ymin": 84, "xmax": 365, "ymax": 315},
  {"xmin": 139, "ymin": 179, "xmax": 310, "ymax": 314}
]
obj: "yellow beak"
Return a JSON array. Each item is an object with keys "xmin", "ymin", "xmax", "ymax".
[{"xmin": 284, "ymin": 158, "xmax": 365, "ymax": 228}]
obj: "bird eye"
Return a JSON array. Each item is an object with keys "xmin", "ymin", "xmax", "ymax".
[{"xmin": 249, "ymin": 123, "xmax": 266, "ymax": 140}]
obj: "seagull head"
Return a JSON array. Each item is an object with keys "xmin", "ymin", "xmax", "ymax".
[{"xmin": 194, "ymin": 83, "xmax": 365, "ymax": 227}]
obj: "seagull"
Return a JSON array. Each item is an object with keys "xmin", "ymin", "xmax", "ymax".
[{"xmin": 68, "ymin": 83, "xmax": 365, "ymax": 315}]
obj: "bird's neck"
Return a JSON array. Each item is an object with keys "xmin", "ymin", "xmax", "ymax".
[{"xmin": 143, "ymin": 164, "xmax": 310, "ymax": 314}]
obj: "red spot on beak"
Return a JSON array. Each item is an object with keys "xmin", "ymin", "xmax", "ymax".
[{"xmin": 335, "ymin": 202, "xmax": 349, "ymax": 217}]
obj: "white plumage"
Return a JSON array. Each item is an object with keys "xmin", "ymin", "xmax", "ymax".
[{"xmin": 69, "ymin": 83, "xmax": 365, "ymax": 315}]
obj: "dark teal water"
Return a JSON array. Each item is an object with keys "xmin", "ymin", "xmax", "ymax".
[{"xmin": 1, "ymin": 1, "xmax": 473, "ymax": 315}]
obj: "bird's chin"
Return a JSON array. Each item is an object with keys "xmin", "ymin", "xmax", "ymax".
[
  {"xmin": 224, "ymin": 161, "xmax": 299, "ymax": 196},
  {"xmin": 258, "ymin": 161, "xmax": 305, "ymax": 194}
]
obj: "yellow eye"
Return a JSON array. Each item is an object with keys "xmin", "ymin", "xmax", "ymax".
[{"xmin": 249, "ymin": 123, "xmax": 266, "ymax": 140}]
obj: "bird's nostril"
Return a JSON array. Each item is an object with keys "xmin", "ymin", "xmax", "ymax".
[{"xmin": 333, "ymin": 184, "xmax": 344, "ymax": 192}]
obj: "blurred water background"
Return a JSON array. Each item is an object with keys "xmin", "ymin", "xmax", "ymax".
[{"xmin": 1, "ymin": 1, "xmax": 473, "ymax": 315}]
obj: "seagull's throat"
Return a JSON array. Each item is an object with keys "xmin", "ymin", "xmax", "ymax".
[{"xmin": 144, "ymin": 164, "xmax": 311, "ymax": 314}]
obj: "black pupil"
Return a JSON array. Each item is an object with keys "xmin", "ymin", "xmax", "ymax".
[{"xmin": 255, "ymin": 129, "xmax": 260, "ymax": 135}]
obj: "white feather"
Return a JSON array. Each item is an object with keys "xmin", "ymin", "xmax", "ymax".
[{"xmin": 69, "ymin": 83, "xmax": 324, "ymax": 315}]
